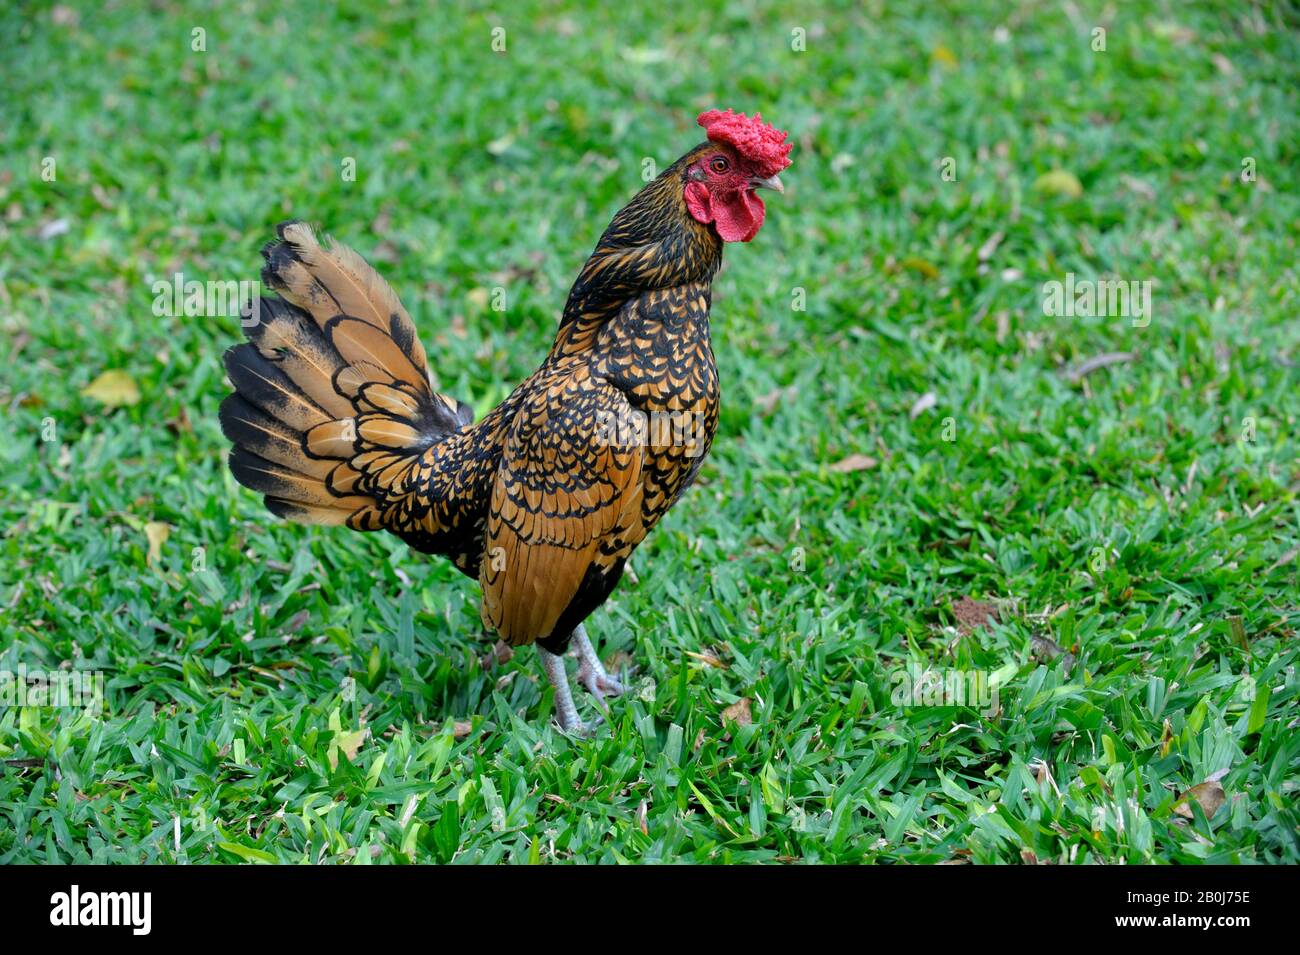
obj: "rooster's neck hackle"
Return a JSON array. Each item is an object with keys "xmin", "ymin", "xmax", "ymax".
[{"xmin": 550, "ymin": 144, "xmax": 724, "ymax": 358}]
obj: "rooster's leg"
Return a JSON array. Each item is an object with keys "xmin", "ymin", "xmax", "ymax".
[
  {"xmin": 573, "ymin": 624, "xmax": 627, "ymax": 701},
  {"xmin": 536, "ymin": 645, "xmax": 586, "ymax": 733}
]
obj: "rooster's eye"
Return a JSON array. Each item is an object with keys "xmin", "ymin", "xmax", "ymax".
[{"xmin": 709, "ymin": 156, "xmax": 729, "ymax": 174}]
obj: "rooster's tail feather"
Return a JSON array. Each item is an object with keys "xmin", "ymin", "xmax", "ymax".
[{"xmin": 219, "ymin": 221, "xmax": 472, "ymax": 531}]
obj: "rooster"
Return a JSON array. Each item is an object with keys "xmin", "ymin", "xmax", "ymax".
[{"xmin": 219, "ymin": 109, "xmax": 792, "ymax": 731}]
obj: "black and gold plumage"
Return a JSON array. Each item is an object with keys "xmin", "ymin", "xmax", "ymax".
[{"xmin": 220, "ymin": 112, "xmax": 791, "ymax": 730}]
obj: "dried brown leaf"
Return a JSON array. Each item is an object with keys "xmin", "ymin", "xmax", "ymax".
[
  {"xmin": 1173, "ymin": 780, "xmax": 1225, "ymax": 820},
  {"xmin": 1030, "ymin": 632, "xmax": 1076, "ymax": 673},
  {"xmin": 909, "ymin": 391, "xmax": 938, "ymax": 419},
  {"xmin": 829, "ymin": 453, "xmax": 878, "ymax": 473},
  {"xmin": 721, "ymin": 697, "xmax": 752, "ymax": 728},
  {"xmin": 755, "ymin": 385, "xmax": 798, "ymax": 417},
  {"xmin": 686, "ymin": 650, "xmax": 728, "ymax": 669}
]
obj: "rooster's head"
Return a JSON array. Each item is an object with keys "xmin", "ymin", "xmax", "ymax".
[{"xmin": 683, "ymin": 108, "xmax": 793, "ymax": 243}]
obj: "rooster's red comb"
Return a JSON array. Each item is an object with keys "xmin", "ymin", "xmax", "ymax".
[{"xmin": 697, "ymin": 109, "xmax": 793, "ymax": 178}]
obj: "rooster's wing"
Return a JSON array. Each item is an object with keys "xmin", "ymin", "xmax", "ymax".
[{"xmin": 479, "ymin": 363, "xmax": 645, "ymax": 646}]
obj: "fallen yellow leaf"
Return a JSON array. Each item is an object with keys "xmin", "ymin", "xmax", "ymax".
[
  {"xmin": 1034, "ymin": 169, "xmax": 1084, "ymax": 199},
  {"xmin": 931, "ymin": 44, "xmax": 958, "ymax": 68},
  {"xmin": 899, "ymin": 256, "xmax": 940, "ymax": 279},
  {"xmin": 326, "ymin": 707, "xmax": 369, "ymax": 770},
  {"xmin": 144, "ymin": 521, "xmax": 171, "ymax": 565},
  {"xmin": 81, "ymin": 369, "xmax": 140, "ymax": 407}
]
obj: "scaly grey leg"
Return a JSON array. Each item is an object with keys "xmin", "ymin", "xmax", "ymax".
[
  {"xmin": 536, "ymin": 644, "xmax": 586, "ymax": 734},
  {"xmin": 573, "ymin": 624, "xmax": 627, "ymax": 702}
]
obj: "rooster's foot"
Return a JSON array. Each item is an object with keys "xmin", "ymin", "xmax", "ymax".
[{"xmin": 573, "ymin": 624, "xmax": 627, "ymax": 703}]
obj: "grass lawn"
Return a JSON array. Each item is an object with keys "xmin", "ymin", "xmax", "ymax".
[{"xmin": 1, "ymin": 0, "xmax": 1298, "ymax": 864}]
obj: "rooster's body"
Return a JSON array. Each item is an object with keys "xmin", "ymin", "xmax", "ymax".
[{"xmin": 220, "ymin": 110, "xmax": 791, "ymax": 730}]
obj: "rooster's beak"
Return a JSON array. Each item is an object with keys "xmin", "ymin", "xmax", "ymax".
[{"xmin": 751, "ymin": 174, "xmax": 784, "ymax": 194}]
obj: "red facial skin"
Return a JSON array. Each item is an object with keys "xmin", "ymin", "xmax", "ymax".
[{"xmin": 683, "ymin": 148, "xmax": 771, "ymax": 243}]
